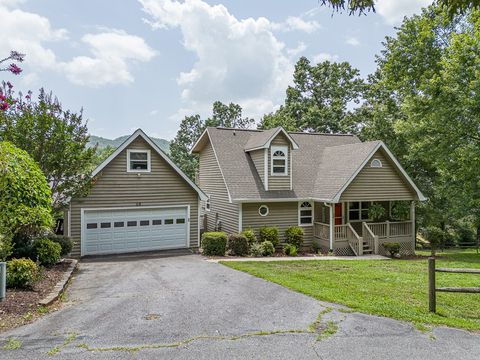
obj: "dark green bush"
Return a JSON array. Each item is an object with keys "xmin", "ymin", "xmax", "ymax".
[
  {"xmin": 6, "ymin": 258, "xmax": 39, "ymax": 288},
  {"xmin": 201, "ymin": 232, "xmax": 227, "ymax": 256},
  {"xmin": 250, "ymin": 243, "xmax": 263, "ymax": 257},
  {"xmin": 227, "ymin": 233, "xmax": 249, "ymax": 256},
  {"xmin": 382, "ymin": 242, "xmax": 400, "ymax": 257},
  {"xmin": 312, "ymin": 241, "xmax": 321, "ymax": 254},
  {"xmin": 241, "ymin": 228, "xmax": 257, "ymax": 245},
  {"xmin": 32, "ymin": 239, "xmax": 61, "ymax": 266},
  {"xmin": 283, "ymin": 243, "xmax": 298, "ymax": 256},
  {"xmin": 423, "ymin": 226, "xmax": 446, "ymax": 254},
  {"xmin": 259, "ymin": 227, "xmax": 279, "ymax": 247},
  {"xmin": 47, "ymin": 235, "xmax": 73, "ymax": 256},
  {"xmin": 260, "ymin": 241, "xmax": 275, "ymax": 256},
  {"xmin": 284, "ymin": 226, "xmax": 304, "ymax": 248}
]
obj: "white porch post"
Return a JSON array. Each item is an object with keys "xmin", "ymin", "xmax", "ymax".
[
  {"xmin": 329, "ymin": 204, "xmax": 334, "ymax": 251},
  {"xmin": 410, "ymin": 201, "xmax": 416, "ymax": 245}
]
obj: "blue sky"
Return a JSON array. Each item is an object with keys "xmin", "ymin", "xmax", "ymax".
[{"xmin": 0, "ymin": 0, "xmax": 431, "ymax": 139}]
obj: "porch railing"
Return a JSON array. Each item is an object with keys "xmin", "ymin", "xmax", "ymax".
[
  {"xmin": 363, "ymin": 222, "xmax": 378, "ymax": 254},
  {"xmin": 346, "ymin": 224, "xmax": 363, "ymax": 256},
  {"xmin": 368, "ymin": 221, "xmax": 412, "ymax": 239},
  {"xmin": 313, "ymin": 222, "xmax": 329, "ymax": 240}
]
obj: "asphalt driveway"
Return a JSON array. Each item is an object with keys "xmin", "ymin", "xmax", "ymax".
[{"xmin": 1, "ymin": 254, "xmax": 479, "ymax": 359}]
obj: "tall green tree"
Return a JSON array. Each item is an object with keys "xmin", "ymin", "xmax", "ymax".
[
  {"xmin": 0, "ymin": 87, "xmax": 96, "ymax": 212},
  {"xmin": 260, "ymin": 57, "xmax": 364, "ymax": 133},
  {"xmin": 170, "ymin": 101, "xmax": 254, "ymax": 179}
]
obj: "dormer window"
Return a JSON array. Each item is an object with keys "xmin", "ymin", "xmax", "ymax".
[
  {"xmin": 271, "ymin": 146, "xmax": 288, "ymax": 176},
  {"xmin": 127, "ymin": 149, "xmax": 151, "ymax": 172}
]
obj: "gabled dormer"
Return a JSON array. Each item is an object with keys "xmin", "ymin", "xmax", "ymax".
[{"xmin": 244, "ymin": 127, "xmax": 299, "ymax": 191}]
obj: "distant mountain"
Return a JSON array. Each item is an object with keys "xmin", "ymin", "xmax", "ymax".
[{"xmin": 89, "ymin": 135, "xmax": 170, "ymax": 153}]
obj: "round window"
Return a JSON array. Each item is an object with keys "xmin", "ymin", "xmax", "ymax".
[{"xmin": 258, "ymin": 205, "xmax": 269, "ymax": 217}]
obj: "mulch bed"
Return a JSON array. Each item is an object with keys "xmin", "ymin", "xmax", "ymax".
[{"xmin": 0, "ymin": 261, "xmax": 71, "ymax": 332}]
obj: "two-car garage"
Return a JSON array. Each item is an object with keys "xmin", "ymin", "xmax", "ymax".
[{"xmin": 81, "ymin": 206, "xmax": 190, "ymax": 256}]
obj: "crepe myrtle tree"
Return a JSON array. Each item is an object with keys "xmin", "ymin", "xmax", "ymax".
[{"xmin": 0, "ymin": 51, "xmax": 25, "ymax": 111}]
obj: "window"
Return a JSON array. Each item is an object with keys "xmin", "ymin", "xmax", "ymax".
[
  {"xmin": 299, "ymin": 201, "xmax": 313, "ymax": 226},
  {"xmin": 140, "ymin": 220, "xmax": 149, "ymax": 226},
  {"xmin": 258, "ymin": 205, "xmax": 269, "ymax": 216},
  {"xmin": 205, "ymin": 195, "xmax": 211, "ymax": 212},
  {"xmin": 165, "ymin": 219, "xmax": 174, "ymax": 225},
  {"xmin": 176, "ymin": 218, "xmax": 186, "ymax": 224},
  {"xmin": 100, "ymin": 222, "xmax": 111, "ymax": 228},
  {"xmin": 371, "ymin": 159, "xmax": 382, "ymax": 168},
  {"xmin": 127, "ymin": 221, "xmax": 137, "ymax": 227},
  {"xmin": 271, "ymin": 146, "xmax": 288, "ymax": 176},
  {"xmin": 127, "ymin": 149, "xmax": 151, "ymax": 172},
  {"xmin": 152, "ymin": 219, "xmax": 162, "ymax": 225},
  {"xmin": 114, "ymin": 221, "xmax": 124, "ymax": 228},
  {"xmin": 348, "ymin": 202, "xmax": 371, "ymax": 221},
  {"xmin": 86, "ymin": 223, "xmax": 97, "ymax": 229}
]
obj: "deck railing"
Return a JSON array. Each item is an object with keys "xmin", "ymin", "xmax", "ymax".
[
  {"xmin": 313, "ymin": 222, "xmax": 329, "ymax": 240},
  {"xmin": 314, "ymin": 222, "xmax": 363, "ymax": 255},
  {"xmin": 368, "ymin": 221, "xmax": 412, "ymax": 239},
  {"xmin": 346, "ymin": 224, "xmax": 363, "ymax": 256},
  {"xmin": 362, "ymin": 222, "xmax": 378, "ymax": 253}
]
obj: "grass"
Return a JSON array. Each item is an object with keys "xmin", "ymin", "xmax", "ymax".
[
  {"xmin": 222, "ymin": 250, "xmax": 480, "ymax": 331},
  {"xmin": 2, "ymin": 337, "xmax": 22, "ymax": 350}
]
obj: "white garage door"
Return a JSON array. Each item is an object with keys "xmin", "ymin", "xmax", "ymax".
[{"xmin": 82, "ymin": 207, "xmax": 189, "ymax": 256}]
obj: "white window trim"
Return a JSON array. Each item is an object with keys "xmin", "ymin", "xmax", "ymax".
[
  {"xmin": 127, "ymin": 149, "xmax": 151, "ymax": 173},
  {"xmin": 371, "ymin": 158, "xmax": 383, "ymax": 168},
  {"xmin": 271, "ymin": 145, "xmax": 288, "ymax": 176},
  {"xmin": 298, "ymin": 201, "xmax": 313, "ymax": 226},
  {"xmin": 259, "ymin": 204, "xmax": 269, "ymax": 217},
  {"xmin": 347, "ymin": 201, "xmax": 372, "ymax": 222}
]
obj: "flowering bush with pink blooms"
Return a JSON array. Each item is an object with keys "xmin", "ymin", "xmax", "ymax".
[{"xmin": 0, "ymin": 50, "xmax": 25, "ymax": 111}]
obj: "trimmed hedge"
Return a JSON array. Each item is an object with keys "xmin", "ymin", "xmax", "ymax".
[
  {"xmin": 259, "ymin": 227, "xmax": 279, "ymax": 247},
  {"xmin": 32, "ymin": 238, "xmax": 61, "ymax": 266},
  {"xmin": 285, "ymin": 226, "xmax": 304, "ymax": 248},
  {"xmin": 201, "ymin": 232, "xmax": 227, "ymax": 256},
  {"xmin": 382, "ymin": 242, "xmax": 400, "ymax": 258},
  {"xmin": 6, "ymin": 258, "xmax": 39, "ymax": 288},
  {"xmin": 241, "ymin": 228, "xmax": 257, "ymax": 245},
  {"xmin": 259, "ymin": 241, "xmax": 275, "ymax": 256},
  {"xmin": 227, "ymin": 233, "xmax": 249, "ymax": 256},
  {"xmin": 48, "ymin": 235, "xmax": 73, "ymax": 256}
]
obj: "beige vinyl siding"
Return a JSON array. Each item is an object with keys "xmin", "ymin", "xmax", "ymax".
[
  {"xmin": 268, "ymin": 134, "xmax": 291, "ymax": 190},
  {"xmin": 249, "ymin": 149, "xmax": 265, "ymax": 187},
  {"xmin": 69, "ymin": 137, "xmax": 199, "ymax": 257},
  {"xmin": 340, "ymin": 149, "xmax": 417, "ymax": 202},
  {"xmin": 242, "ymin": 202, "xmax": 313, "ymax": 248},
  {"xmin": 198, "ymin": 141, "xmax": 238, "ymax": 234}
]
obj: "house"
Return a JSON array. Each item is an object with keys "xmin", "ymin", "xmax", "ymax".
[
  {"xmin": 64, "ymin": 129, "xmax": 207, "ymax": 257},
  {"xmin": 190, "ymin": 127, "xmax": 426, "ymax": 256}
]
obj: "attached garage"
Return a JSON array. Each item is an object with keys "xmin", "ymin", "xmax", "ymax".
[
  {"xmin": 82, "ymin": 206, "xmax": 190, "ymax": 256},
  {"xmin": 65, "ymin": 129, "xmax": 207, "ymax": 257}
]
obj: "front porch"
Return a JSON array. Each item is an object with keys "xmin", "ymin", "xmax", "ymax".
[{"xmin": 313, "ymin": 201, "xmax": 416, "ymax": 256}]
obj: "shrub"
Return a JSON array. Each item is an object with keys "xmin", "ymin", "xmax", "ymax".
[
  {"xmin": 241, "ymin": 228, "xmax": 257, "ymax": 246},
  {"xmin": 227, "ymin": 233, "xmax": 249, "ymax": 256},
  {"xmin": 283, "ymin": 243, "xmax": 298, "ymax": 256},
  {"xmin": 423, "ymin": 226, "xmax": 446, "ymax": 255},
  {"xmin": 47, "ymin": 235, "xmax": 73, "ymax": 256},
  {"xmin": 0, "ymin": 232, "xmax": 12, "ymax": 261},
  {"xmin": 260, "ymin": 241, "xmax": 275, "ymax": 256},
  {"xmin": 250, "ymin": 243, "xmax": 263, "ymax": 257},
  {"xmin": 201, "ymin": 232, "xmax": 227, "ymax": 256},
  {"xmin": 6, "ymin": 258, "xmax": 39, "ymax": 288},
  {"xmin": 32, "ymin": 239, "xmax": 61, "ymax": 266},
  {"xmin": 259, "ymin": 227, "xmax": 279, "ymax": 247},
  {"xmin": 284, "ymin": 226, "xmax": 304, "ymax": 248},
  {"xmin": 312, "ymin": 241, "xmax": 321, "ymax": 254},
  {"xmin": 390, "ymin": 201, "xmax": 410, "ymax": 221},
  {"xmin": 368, "ymin": 203, "xmax": 386, "ymax": 221},
  {"xmin": 382, "ymin": 242, "xmax": 400, "ymax": 258}
]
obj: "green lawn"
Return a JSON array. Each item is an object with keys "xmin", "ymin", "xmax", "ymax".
[{"xmin": 222, "ymin": 250, "xmax": 480, "ymax": 331}]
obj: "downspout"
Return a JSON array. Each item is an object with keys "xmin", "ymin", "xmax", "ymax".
[{"xmin": 324, "ymin": 202, "xmax": 334, "ymax": 251}]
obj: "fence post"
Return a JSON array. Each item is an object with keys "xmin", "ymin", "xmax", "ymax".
[
  {"xmin": 386, "ymin": 221, "xmax": 390, "ymax": 240},
  {"xmin": 374, "ymin": 236, "xmax": 379, "ymax": 255},
  {"xmin": 0, "ymin": 262, "xmax": 5, "ymax": 302},
  {"xmin": 428, "ymin": 257, "xmax": 436, "ymax": 313}
]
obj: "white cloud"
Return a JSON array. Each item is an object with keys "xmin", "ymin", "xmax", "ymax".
[
  {"xmin": 345, "ymin": 36, "xmax": 360, "ymax": 47},
  {"xmin": 376, "ymin": 0, "xmax": 432, "ymax": 25},
  {"xmin": 287, "ymin": 42, "xmax": 307, "ymax": 57},
  {"xmin": 61, "ymin": 30, "xmax": 156, "ymax": 87},
  {"xmin": 272, "ymin": 16, "xmax": 321, "ymax": 33},
  {"xmin": 0, "ymin": 3, "xmax": 67, "ymax": 70},
  {"xmin": 140, "ymin": 0, "xmax": 295, "ymax": 121},
  {"xmin": 313, "ymin": 52, "xmax": 339, "ymax": 63}
]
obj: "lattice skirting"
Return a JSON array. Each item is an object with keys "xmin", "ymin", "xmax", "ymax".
[
  {"xmin": 378, "ymin": 238, "xmax": 415, "ymax": 256},
  {"xmin": 334, "ymin": 246, "xmax": 355, "ymax": 256}
]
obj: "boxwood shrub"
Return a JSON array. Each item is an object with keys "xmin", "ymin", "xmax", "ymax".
[
  {"xmin": 259, "ymin": 227, "xmax": 279, "ymax": 247},
  {"xmin": 382, "ymin": 242, "xmax": 401, "ymax": 258},
  {"xmin": 284, "ymin": 226, "xmax": 304, "ymax": 248},
  {"xmin": 6, "ymin": 258, "xmax": 39, "ymax": 288},
  {"xmin": 259, "ymin": 241, "xmax": 275, "ymax": 256},
  {"xmin": 47, "ymin": 235, "xmax": 74, "ymax": 256},
  {"xmin": 240, "ymin": 228, "xmax": 257, "ymax": 246},
  {"xmin": 227, "ymin": 233, "xmax": 249, "ymax": 256},
  {"xmin": 32, "ymin": 238, "xmax": 61, "ymax": 266},
  {"xmin": 201, "ymin": 232, "xmax": 227, "ymax": 256}
]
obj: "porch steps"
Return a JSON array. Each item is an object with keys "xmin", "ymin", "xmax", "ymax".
[{"xmin": 362, "ymin": 241, "xmax": 373, "ymax": 255}]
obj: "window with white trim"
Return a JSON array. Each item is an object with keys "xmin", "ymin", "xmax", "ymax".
[
  {"xmin": 348, "ymin": 202, "xmax": 371, "ymax": 221},
  {"xmin": 259, "ymin": 205, "xmax": 269, "ymax": 216},
  {"xmin": 271, "ymin": 146, "xmax": 288, "ymax": 176},
  {"xmin": 127, "ymin": 149, "xmax": 150, "ymax": 172},
  {"xmin": 299, "ymin": 201, "xmax": 313, "ymax": 225},
  {"xmin": 371, "ymin": 158, "xmax": 382, "ymax": 168}
]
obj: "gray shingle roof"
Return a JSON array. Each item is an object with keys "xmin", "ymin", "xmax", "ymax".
[{"xmin": 204, "ymin": 127, "xmax": 382, "ymax": 201}]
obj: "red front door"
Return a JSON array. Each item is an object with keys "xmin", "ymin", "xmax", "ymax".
[{"xmin": 334, "ymin": 203, "xmax": 343, "ymax": 225}]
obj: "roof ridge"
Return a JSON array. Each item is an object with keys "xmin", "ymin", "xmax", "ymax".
[
  {"xmin": 288, "ymin": 131, "xmax": 357, "ymax": 137},
  {"xmin": 211, "ymin": 127, "xmax": 262, "ymax": 132},
  {"xmin": 323, "ymin": 140, "xmax": 380, "ymax": 149}
]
